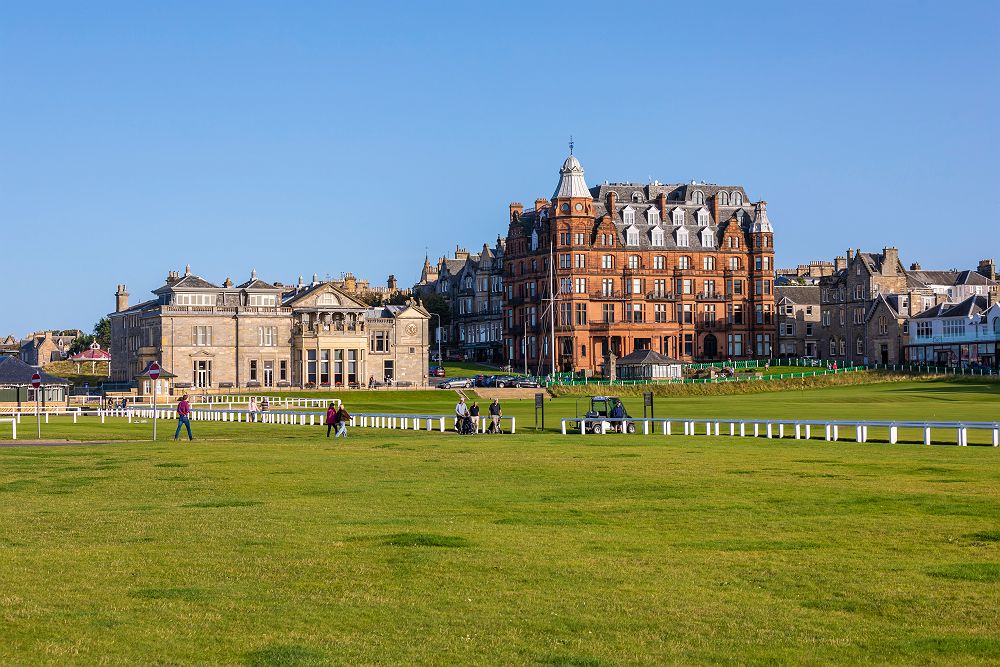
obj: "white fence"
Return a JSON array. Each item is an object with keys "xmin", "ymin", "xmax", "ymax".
[
  {"xmin": 0, "ymin": 408, "xmax": 515, "ymax": 439},
  {"xmin": 560, "ymin": 417, "xmax": 1000, "ymax": 446}
]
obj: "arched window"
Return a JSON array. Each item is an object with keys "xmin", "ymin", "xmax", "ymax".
[
  {"xmin": 622, "ymin": 206, "xmax": 636, "ymax": 226},
  {"xmin": 697, "ymin": 208, "xmax": 710, "ymax": 227},
  {"xmin": 701, "ymin": 228, "xmax": 715, "ymax": 247},
  {"xmin": 678, "ymin": 256, "xmax": 691, "ymax": 270},
  {"xmin": 732, "ymin": 191, "xmax": 743, "ymax": 206},
  {"xmin": 317, "ymin": 293, "xmax": 336, "ymax": 306},
  {"xmin": 994, "ymin": 317, "xmax": 1000, "ymax": 334},
  {"xmin": 717, "ymin": 191, "xmax": 729, "ymax": 206},
  {"xmin": 646, "ymin": 206, "xmax": 660, "ymax": 226},
  {"xmin": 830, "ymin": 338, "xmax": 837, "ymax": 355},
  {"xmin": 672, "ymin": 208, "xmax": 685, "ymax": 226},
  {"xmin": 692, "ymin": 190, "xmax": 705, "ymax": 205},
  {"xmin": 727, "ymin": 236, "xmax": 741, "ymax": 249},
  {"xmin": 703, "ymin": 256, "xmax": 716, "ymax": 271},
  {"xmin": 631, "ymin": 191, "xmax": 642, "ymax": 203},
  {"xmin": 676, "ymin": 227, "xmax": 689, "ymax": 247},
  {"xmin": 651, "ymin": 226, "xmax": 664, "ymax": 246},
  {"xmin": 729, "ymin": 257, "xmax": 740, "ymax": 270},
  {"xmin": 628, "ymin": 255, "xmax": 640, "ymax": 270},
  {"xmin": 856, "ymin": 337, "xmax": 864, "ymax": 355}
]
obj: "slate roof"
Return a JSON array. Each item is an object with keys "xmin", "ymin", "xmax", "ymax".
[
  {"xmin": 913, "ymin": 295, "xmax": 987, "ymax": 320},
  {"xmin": 774, "ymin": 285, "xmax": 820, "ymax": 305},
  {"xmin": 167, "ymin": 274, "xmax": 219, "ymax": 289},
  {"xmin": 236, "ymin": 278, "xmax": 279, "ymax": 290},
  {"xmin": 908, "ymin": 270, "xmax": 994, "ymax": 288},
  {"xmin": 0, "ymin": 356, "xmax": 70, "ymax": 385},
  {"xmin": 617, "ymin": 349, "xmax": 684, "ymax": 366}
]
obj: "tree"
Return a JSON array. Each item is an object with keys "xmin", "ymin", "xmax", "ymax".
[
  {"xmin": 422, "ymin": 293, "xmax": 452, "ymax": 326},
  {"xmin": 93, "ymin": 317, "xmax": 111, "ymax": 349},
  {"xmin": 68, "ymin": 334, "xmax": 96, "ymax": 355}
]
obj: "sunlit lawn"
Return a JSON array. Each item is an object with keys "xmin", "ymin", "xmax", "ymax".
[{"xmin": 1, "ymin": 379, "xmax": 998, "ymax": 664}]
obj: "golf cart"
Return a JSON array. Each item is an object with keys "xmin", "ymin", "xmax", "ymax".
[{"xmin": 571, "ymin": 396, "xmax": 636, "ymax": 434}]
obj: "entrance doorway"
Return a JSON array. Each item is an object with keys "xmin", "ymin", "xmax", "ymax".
[
  {"xmin": 703, "ymin": 334, "xmax": 718, "ymax": 359},
  {"xmin": 263, "ymin": 361, "xmax": 274, "ymax": 387},
  {"xmin": 880, "ymin": 344, "xmax": 889, "ymax": 364},
  {"xmin": 193, "ymin": 360, "xmax": 212, "ymax": 388}
]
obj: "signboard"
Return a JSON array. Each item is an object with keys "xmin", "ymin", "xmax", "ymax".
[
  {"xmin": 149, "ymin": 361, "xmax": 161, "ymax": 381},
  {"xmin": 643, "ymin": 392, "xmax": 653, "ymax": 407},
  {"xmin": 534, "ymin": 392, "xmax": 545, "ymax": 431},
  {"xmin": 534, "ymin": 393, "xmax": 545, "ymax": 408},
  {"xmin": 31, "ymin": 372, "xmax": 41, "ymax": 389}
]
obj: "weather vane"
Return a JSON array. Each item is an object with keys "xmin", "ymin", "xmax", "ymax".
[{"xmin": 569, "ymin": 135, "xmax": 574, "ymax": 155}]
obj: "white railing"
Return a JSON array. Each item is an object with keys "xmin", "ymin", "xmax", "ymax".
[
  {"xmin": 560, "ymin": 417, "xmax": 1000, "ymax": 446},
  {"xmin": 0, "ymin": 408, "xmax": 516, "ymax": 436},
  {"xmin": 0, "ymin": 417, "xmax": 15, "ymax": 440}
]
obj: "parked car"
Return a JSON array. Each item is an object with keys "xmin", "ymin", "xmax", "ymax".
[
  {"xmin": 509, "ymin": 377, "xmax": 540, "ymax": 388},
  {"xmin": 438, "ymin": 377, "xmax": 475, "ymax": 389},
  {"xmin": 429, "ymin": 366, "xmax": 446, "ymax": 377}
]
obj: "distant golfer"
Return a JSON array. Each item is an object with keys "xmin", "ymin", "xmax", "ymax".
[
  {"xmin": 488, "ymin": 398, "xmax": 502, "ymax": 433},
  {"xmin": 455, "ymin": 397, "xmax": 470, "ymax": 432},
  {"xmin": 174, "ymin": 394, "xmax": 193, "ymax": 441},
  {"xmin": 334, "ymin": 404, "xmax": 350, "ymax": 438}
]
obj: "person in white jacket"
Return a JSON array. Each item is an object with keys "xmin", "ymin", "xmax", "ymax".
[
  {"xmin": 248, "ymin": 396, "xmax": 258, "ymax": 422},
  {"xmin": 454, "ymin": 397, "xmax": 470, "ymax": 432}
]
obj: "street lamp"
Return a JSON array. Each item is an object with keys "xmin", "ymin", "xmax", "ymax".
[{"xmin": 431, "ymin": 313, "xmax": 442, "ymax": 365}]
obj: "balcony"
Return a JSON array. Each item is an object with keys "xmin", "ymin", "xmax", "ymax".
[
  {"xmin": 646, "ymin": 291, "xmax": 677, "ymax": 301},
  {"xmin": 697, "ymin": 292, "xmax": 727, "ymax": 302},
  {"xmin": 590, "ymin": 290, "xmax": 629, "ymax": 301}
]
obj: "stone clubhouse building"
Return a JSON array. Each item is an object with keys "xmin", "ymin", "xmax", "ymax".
[{"xmin": 109, "ymin": 267, "xmax": 431, "ymax": 390}]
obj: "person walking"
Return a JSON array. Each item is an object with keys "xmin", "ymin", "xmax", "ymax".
[
  {"xmin": 248, "ymin": 396, "xmax": 258, "ymax": 422},
  {"xmin": 334, "ymin": 404, "xmax": 350, "ymax": 438},
  {"xmin": 325, "ymin": 402, "xmax": 337, "ymax": 437},
  {"xmin": 455, "ymin": 397, "xmax": 470, "ymax": 432},
  {"xmin": 469, "ymin": 401, "xmax": 480, "ymax": 432},
  {"xmin": 174, "ymin": 394, "xmax": 193, "ymax": 441},
  {"xmin": 488, "ymin": 398, "xmax": 502, "ymax": 434}
]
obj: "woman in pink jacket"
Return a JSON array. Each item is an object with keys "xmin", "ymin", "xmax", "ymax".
[{"xmin": 325, "ymin": 403, "xmax": 337, "ymax": 437}]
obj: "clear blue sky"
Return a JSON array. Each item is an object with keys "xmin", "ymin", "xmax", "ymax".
[{"xmin": 2, "ymin": 1, "xmax": 997, "ymax": 336}]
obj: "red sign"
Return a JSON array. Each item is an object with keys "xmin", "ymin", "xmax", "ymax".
[
  {"xmin": 31, "ymin": 372, "xmax": 41, "ymax": 389},
  {"xmin": 149, "ymin": 362, "xmax": 161, "ymax": 381}
]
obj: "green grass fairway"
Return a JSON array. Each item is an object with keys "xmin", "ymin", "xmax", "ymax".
[{"xmin": 1, "ymin": 379, "xmax": 998, "ymax": 664}]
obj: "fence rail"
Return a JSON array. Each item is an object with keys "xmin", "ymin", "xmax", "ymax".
[{"xmin": 560, "ymin": 416, "xmax": 1000, "ymax": 447}]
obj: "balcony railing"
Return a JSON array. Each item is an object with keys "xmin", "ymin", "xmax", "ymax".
[
  {"xmin": 590, "ymin": 290, "xmax": 629, "ymax": 301},
  {"xmin": 697, "ymin": 292, "xmax": 726, "ymax": 301},
  {"xmin": 646, "ymin": 291, "xmax": 677, "ymax": 301}
]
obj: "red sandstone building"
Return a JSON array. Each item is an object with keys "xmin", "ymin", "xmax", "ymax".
[{"xmin": 504, "ymin": 154, "xmax": 776, "ymax": 374}]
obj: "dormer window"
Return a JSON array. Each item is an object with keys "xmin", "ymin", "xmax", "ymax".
[
  {"xmin": 622, "ymin": 205, "xmax": 636, "ymax": 226},
  {"xmin": 717, "ymin": 191, "xmax": 729, "ymax": 206},
  {"xmin": 530, "ymin": 229, "xmax": 539, "ymax": 251},
  {"xmin": 646, "ymin": 206, "xmax": 660, "ymax": 226},
  {"xmin": 701, "ymin": 228, "xmax": 715, "ymax": 247},
  {"xmin": 248, "ymin": 294, "xmax": 276, "ymax": 307},
  {"xmin": 672, "ymin": 208, "xmax": 684, "ymax": 226},
  {"xmin": 626, "ymin": 225, "xmax": 640, "ymax": 247},
  {"xmin": 631, "ymin": 192, "xmax": 642, "ymax": 203},
  {"xmin": 175, "ymin": 293, "xmax": 215, "ymax": 306},
  {"xmin": 697, "ymin": 208, "xmax": 710, "ymax": 227},
  {"xmin": 732, "ymin": 191, "xmax": 743, "ymax": 206},
  {"xmin": 692, "ymin": 190, "xmax": 705, "ymax": 205},
  {"xmin": 676, "ymin": 227, "xmax": 689, "ymax": 247},
  {"xmin": 651, "ymin": 226, "xmax": 665, "ymax": 247},
  {"xmin": 727, "ymin": 236, "xmax": 741, "ymax": 249}
]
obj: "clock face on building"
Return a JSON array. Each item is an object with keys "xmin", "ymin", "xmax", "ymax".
[
  {"xmin": 561, "ymin": 203, "xmax": 570, "ymax": 212},
  {"xmin": 405, "ymin": 323, "xmax": 418, "ymax": 336},
  {"xmin": 575, "ymin": 203, "xmax": 584, "ymax": 211}
]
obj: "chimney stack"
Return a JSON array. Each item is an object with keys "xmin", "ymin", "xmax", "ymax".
[
  {"xmin": 387, "ymin": 274, "xmax": 397, "ymax": 291},
  {"xmin": 115, "ymin": 284, "xmax": 129, "ymax": 313},
  {"xmin": 989, "ymin": 285, "xmax": 1000, "ymax": 307},
  {"xmin": 509, "ymin": 202, "xmax": 523, "ymax": 223},
  {"xmin": 977, "ymin": 259, "xmax": 996, "ymax": 281},
  {"xmin": 834, "ymin": 256, "xmax": 847, "ymax": 272},
  {"xmin": 910, "ymin": 262, "xmax": 922, "ymax": 271},
  {"xmin": 846, "ymin": 248, "xmax": 854, "ymax": 261},
  {"xmin": 606, "ymin": 190, "xmax": 617, "ymax": 219},
  {"xmin": 882, "ymin": 247, "xmax": 899, "ymax": 276}
]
